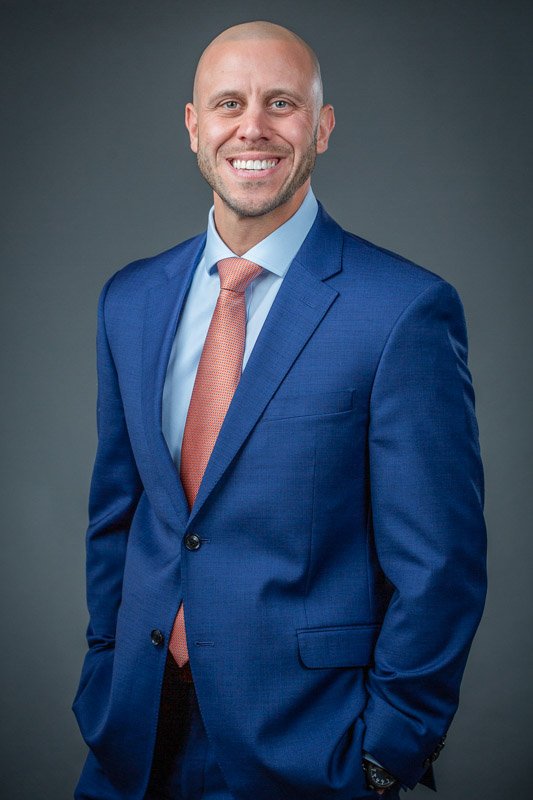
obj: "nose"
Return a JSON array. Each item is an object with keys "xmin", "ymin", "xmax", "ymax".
[{"xmin": 237, "ymin": 103, "xmax": 270, "ymax": 142}]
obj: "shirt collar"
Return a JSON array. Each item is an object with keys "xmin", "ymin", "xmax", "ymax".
[{"xmin": 203, "ymin": 187, "xmax": 319, "ymax": 278}]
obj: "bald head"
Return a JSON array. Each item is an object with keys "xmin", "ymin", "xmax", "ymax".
[{"xmin": 193, "ymin": 21, "xmax": 323, "ymax": 111}]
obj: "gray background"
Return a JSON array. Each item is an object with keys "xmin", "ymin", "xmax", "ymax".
[{"xmin": 1, "ymin": 1, "xmax": 531, "ymax": 798}]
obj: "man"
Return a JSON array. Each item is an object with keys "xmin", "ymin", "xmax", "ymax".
[{"xmin": 72, "ymin": 20, "xmax": 487, "ymax": 800}]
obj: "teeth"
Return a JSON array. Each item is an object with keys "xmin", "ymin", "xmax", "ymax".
[{"xmin": 231, "ymin": 159, "xmax": 278, "ymax": 170}]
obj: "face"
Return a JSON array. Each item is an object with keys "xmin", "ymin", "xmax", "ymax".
[{"xmin": 185, "ymin": 38, "xmax": 334, "ymax": 218}]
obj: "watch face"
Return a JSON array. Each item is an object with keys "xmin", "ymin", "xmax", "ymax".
[{"xmin": 369, "ymin": 765, "xmax": 396, "ymax": 788}]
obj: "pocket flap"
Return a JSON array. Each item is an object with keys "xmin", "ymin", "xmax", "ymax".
[
  {"xmin": 296, "ymin": 623, "xmax": 380, "ymax": 668},
  {"xmin": 263, "ymin": 390, "xmax": 355, "ymax": 420}
]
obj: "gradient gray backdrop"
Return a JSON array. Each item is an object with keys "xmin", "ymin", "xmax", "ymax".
[{"xmin": 2, "ymin": 1, "xmax": 532, "ymax": 798}]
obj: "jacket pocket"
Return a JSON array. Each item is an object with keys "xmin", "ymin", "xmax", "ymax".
[
  {"xmin": 296, "ymin": 623, "xmax": 380, "ymax": 668},
  {"xmin": 262, "ymin": 389, "xmax": 355, "ymax": 421}
]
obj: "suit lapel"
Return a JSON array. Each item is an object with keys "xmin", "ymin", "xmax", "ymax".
[
  {"xmin": 187, "ymin": 205, "xmax": 343, "ymax": 528},
  {"xmin": 141, "ymin": 234, "xmax": 206, "ymax": 531}
]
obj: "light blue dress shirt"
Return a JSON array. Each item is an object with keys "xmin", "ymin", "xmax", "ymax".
[{"xmin": 162, "ymin": 187, "xmax": 318, "ymax": 471}]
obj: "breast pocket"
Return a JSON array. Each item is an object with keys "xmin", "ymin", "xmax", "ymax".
[{"xmin": 262, "ymin": 389, "xmax": 355, "ymax": 421}]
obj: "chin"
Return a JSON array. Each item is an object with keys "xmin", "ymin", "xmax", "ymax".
[{"xmin": 221, "ymin": 192, "xmax": 287, "ymax": 219}]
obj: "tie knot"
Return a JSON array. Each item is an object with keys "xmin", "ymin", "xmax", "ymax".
[{"xmin": 217, "ymin": 257, "xmax": 263, "ymax": 293}]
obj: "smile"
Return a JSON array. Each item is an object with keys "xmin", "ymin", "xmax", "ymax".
[{"xmin": 229, "ymin": 158, "xmax": 280, "ymax": 171}]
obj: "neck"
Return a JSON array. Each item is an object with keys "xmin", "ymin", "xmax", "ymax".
[{"xmin": 212, "ymin": 182, "xmax": 310, "ymax": 255}]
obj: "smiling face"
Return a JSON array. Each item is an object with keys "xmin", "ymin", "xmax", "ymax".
[{"xmin": 185, "ymin": 34, "xmax": 334, "ymax": 221}]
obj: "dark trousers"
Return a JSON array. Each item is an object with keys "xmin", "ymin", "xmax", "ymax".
[{"xmin": 146, "ymin": 653, "xmax": 234, "ymax": 800}]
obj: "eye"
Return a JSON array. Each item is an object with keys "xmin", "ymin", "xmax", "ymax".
[
  {"xmin": 272, "ymin": 100, "xmax": 289, "ymax": 109},
  {"xmin": 221, "ymin": 100, "xmax": 239, "ymax": 110}
]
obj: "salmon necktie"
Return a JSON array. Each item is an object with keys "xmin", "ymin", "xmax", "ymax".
[{"xmin": 168, "ymin": 257, "xmax": 264, "ymax": 668}]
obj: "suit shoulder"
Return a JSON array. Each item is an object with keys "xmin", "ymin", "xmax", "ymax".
[
  {"xmin": 338, "ymin": 228, "xmax": 463, "ymax": 319},
  {"xmin": 103, "ymin": 232, "xmax": 206, "ymax": 304},
  {"xmin": 342, "ymin": 231, "xmax": 464, "ymax": 326},
  {"xmin": 342, "ymin": 229, "xmax": 445, "ymax": 289}
]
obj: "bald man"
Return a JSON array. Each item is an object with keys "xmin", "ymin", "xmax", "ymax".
[{"xmin": 72, "ymin": 21, "xmax": 487, "ymax": 800}]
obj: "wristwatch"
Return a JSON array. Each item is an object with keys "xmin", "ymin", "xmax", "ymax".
[{"xmin": 362, "ymin": 758, "xmax": 398, "ymax": 791}]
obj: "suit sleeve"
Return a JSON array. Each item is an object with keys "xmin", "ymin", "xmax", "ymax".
[
  {"xmin": 83, "ymin": 274, "xmax": 144, "ymax": 651},
  {"xmin": 362, "ymin": 279, "xmax": 487, "ymax": 789}
]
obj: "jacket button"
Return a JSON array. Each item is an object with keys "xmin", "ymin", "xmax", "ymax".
[
  {"xmin": 150, "ymin": 629, "xmax": 164, "ymax": 646},
  {"xmin": 184, "ymin": 533, "xmax": 201, "ymax": 551}
]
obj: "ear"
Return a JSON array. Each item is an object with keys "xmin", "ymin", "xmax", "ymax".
[
  {"xmin": 185, "ymin": 102, "xmax": 199, "ymax": 153},
  {"xmin": 315, "ymin": 104, "xmax": 335, "ymax": 155}
]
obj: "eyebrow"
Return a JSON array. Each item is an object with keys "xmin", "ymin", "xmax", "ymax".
[{"xmin": 266, "ymin": 88, "xmax": 306, "ymax": 103}]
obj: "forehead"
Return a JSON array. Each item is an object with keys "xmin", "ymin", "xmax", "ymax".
[{"xmin": 196, "ymin": 38, "xmax": 316, "ymax": 100}]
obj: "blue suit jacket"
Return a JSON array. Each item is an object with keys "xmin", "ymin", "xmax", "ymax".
[{"xmin": 72, "ymin": 203, "xmax": 487, "ymax": 799}]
